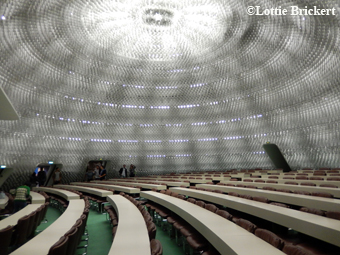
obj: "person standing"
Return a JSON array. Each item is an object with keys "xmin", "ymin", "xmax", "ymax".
[
  {"xmin": 37, "ymin": 167, "xmax": 46, "ymax": 187},
  {"xmin": 53, "ymin": 167, "xmax": 62, "ymax": 185},
  {"xmin": 94, "ymin": 166, "xmax": 100, "ymax": 180},
  {"xmin": 119, "ymin": 164, "xmax": 127, "ymax": 178},
  {"xmin": 129, "ymin": 164, "xmax": 136, "ymax": 177},
  {"xmin": 13, "ymin": 183, "xmax": 30, "ymax": 213},
  {"xmin": 99, "ymin": 165, "xmax": 107, "ymax": 180}
]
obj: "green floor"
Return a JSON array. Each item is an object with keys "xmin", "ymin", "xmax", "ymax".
[{"xmin": 35, "ymin": 205, "xmax": 185, "ymax": 255}]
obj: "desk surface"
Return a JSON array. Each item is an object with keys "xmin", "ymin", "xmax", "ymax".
[
  {"xmin": 196, "ymin": 184, "xmax": 340, "ymax": 212},
  {"xmin": 258, "ymin": 178, "xmax": 340, "ymax": 187},
  {"xmin": 30, "ymin": 191, "xmax": 46, "ymax": 204},
  {"xmin": 220, "ymin": 181, "xmax": 340, "ymax": 198},
  {"xmin": 141, "ymin": 191, "xmax": 284, "ymax": 255},
  {"xmin": 0, "ymin": 204, "xmax": 42, "ymax": 229},
  {"xmin": 33, "ymin": 187, "xmax": 80, "ymax": 201},
  {"xmin": 107, "ymin": 195, "xmax": 150, "ymax": 255},
  {"xmin": 170, "ymin": 187, "xmax": 340, "ymax": 247},
  {"xmin": 96, "ymin": 180, "xmax": 166, "ymax": 190},
  {"xmin": 55, "ymin": 184, "xmax": 113, "ymax": 197},
  {"xmin": 71, "ymin": 182, "xmax": 140, "ymax": 194},
  {"xmin": 11, "ymin": 199, "xmax": 85, "ymax": 255}
]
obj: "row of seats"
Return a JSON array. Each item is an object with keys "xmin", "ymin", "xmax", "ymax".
[
  {"xmin": 265, "ymin": 176, "xmax": 340, "ymax": 181},
  {"xmin": 179, "ymin": 188, "xmax": 340, "ymax": 255},
  {"xmin": 48, "ymin": 205, "xmax": 89, "ymax": 255},
  {"xmin": 146, "ymin": 189, "xmax": 223, "ymax": 255},
  {"xmin": 190, "ymin": 185, "xmax": 340, "ymax": 221},
  {"xmin": 0, "ymin": 202, "xmax": 49, "ymax": 255}
]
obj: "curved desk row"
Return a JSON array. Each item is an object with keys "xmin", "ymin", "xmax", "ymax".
[
  {"xmin": 195, "ymin": 184, "xmax": 340, "ymax": 212},
  {"xmin": 11, "ymin": 199, "xmax": 85, "ymax": 255},
  {"xmin": 107, "ymin": 195, "xmax": 150, "ymax": 255},
  {"xmin": 220, "ymin": 181, "xmax": 340, "ymax": 198},
  {"xmin": 30, "ymin": 191, "xmax": 46, "ymax": 204},
  {"xmin": 0, "ymin": 204, "xmax": 42, "ymax": 229},
  {"xmin": 33, "ymin": 187, "xmax": 80, "ymax": 201},
  {"xmin": 96, "ymin": 180, "xmax": 167, "ymax": 190},
  {"xmin": 109, "ymin": 178, "xmax": 190, "ymax": 187},
  {"xmin": 71, "ymin": 182, "xmax": 140, "ymax": 194},
  {"xmin": 141, "ymin": 191, "xmax": 285, "ymax": 255},
  {"xmin": 170, "ymin": 187, "xmax": 340, "ymax": 247},
  {"xmin": 258, "ymin": 178, "xmax": 340, "ymax": 187},
  {"xmin": 55, "ymin": 184, "xmax": 113, "ymax": 197}
]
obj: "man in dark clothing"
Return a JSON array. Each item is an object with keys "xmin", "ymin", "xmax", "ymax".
[
  {"xmin": 37, "ymin": 168, "xmax": 46, "ymax": 187},
  {"xmin": 119, "ymin": 164, "xmax": 127, "ymax": 178},
  {"xmin": 99, "ymin": 165, "xmax": 107, "ymax": 180}
]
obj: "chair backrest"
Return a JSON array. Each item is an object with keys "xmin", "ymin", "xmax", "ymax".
[
  {"xmin": 311, "ymin": 192, "xmax": 334, "ymax": 198},
  {"xmin": 64, "ymin": 227, "xmax": 79, "ymax": 255},
  {"xmin": 239, "ymin": 194, "xmax": 252, "ymax": 200},
  {"xmin": 293, "ymin": 190, "xmax": 311, "ymax": 196},
  {"xmin": 0, "ymin": 225, "xmax": 14, "ymax": 255},
  {"xmin": 48, "ymin": 236, "xmax": 69, "ymax": 255},
  {"xmin": 165, "ymin": 190, "xmax": 172, "ymax": 196},
  {"xmin": 228, "ymin": 192, "xmax": 239, "ymax": 197},
  {"xmin": 187, "ymin": 198, "xmax": 196, "ymax": 204},
  {"xmin": 216, "ymin": 209, "xmax": 232, "ymax": 220},
  {"xmin": 235, "ymin": 219, "xmax": 257, "ymax": 233},
  {"xmin": 15, "ymin": 214, "xmax": 31, "ymax": 246},
  {"xmin": 276, "ymin": 188, "xmax": 292, "ymax": 193},
  {"xmin": 268, "ymin": 176, "xmax": 278, "ymax": 179},
  {"xmin": 266, "ymin": 180, "xmax": 278, "ymax": 184},
  {"xmin": 252, "ymin": 196, "xmax": 269, "ymax": 203},
  {"xmin": 284, "ymin": 181, "xmax": 298, "ymax": 185},
  {"xmin": 254, "ymin": 179, "xmax": 265, "ymax": 183},
  {"xmin": 270, "ymin": 202, "xmax": 289, "ymax": 208},
  {"xmin": 150, "ymin": 239, "xmax": 163, "ymax": 255},
  {"xmin": 300, "ymin": 207, "xmax": 325, "ymax": 216},
  {"xmin": 195, "ymin": 200, "xmax": 205, "ymax": 208},
  {"xmin": 263, "ymin": 186, "xmax": 276, "ymax": 191},
  {"xmin": 205, "ymin": 204, "xmax": 218, "ymax": 213},
  {"xmin": 319, "ymin": 184, "xmax": 338, "ymax": 189},
  {"xmin": 282, "ymin": 244, "xmax": 312, "ymax": 255},
  {"xmin": 147, "ymin": 221, "xmax": 157, "ymax": 240},
  {"xmin": 325, "ymin": 211, "xmax": 340, "ymax": 220},
  {"xmin": 255, "ymin": 228, "xmax": 284, "ymax": 250},
  {"xmin": 300, "ymin": 182, "xmax": 316, "ymax": 186}
]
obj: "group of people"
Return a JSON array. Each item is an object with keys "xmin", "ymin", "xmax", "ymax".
[
  {"xmin": 85, "ymin": 164, "xmax": 107, "ymax": 182},
  {"xmin": 119, "ymin": 164, "xmax": 136, "ymax": 178}
]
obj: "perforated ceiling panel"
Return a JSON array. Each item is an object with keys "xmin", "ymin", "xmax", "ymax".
[{"xmin": 0, "ymin": 0, "xmax": 340, "ymax": 175}]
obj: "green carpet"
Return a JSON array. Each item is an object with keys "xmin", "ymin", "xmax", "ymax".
[
  {"xmin": 156, "ymin": 225, "xmax": 186, "ymax": 255},
  {"xmin": 36, "ymin": 206, "xmax": 62, "ymax": 233}
]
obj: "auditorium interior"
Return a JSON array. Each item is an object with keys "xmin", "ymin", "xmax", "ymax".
[{"xmin": 1, "ymin": 0, "xmax": 340, "ymax": 255}]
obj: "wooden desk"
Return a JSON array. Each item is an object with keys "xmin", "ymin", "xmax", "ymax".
[
  {"xmin": 33, "ymin": 187, "xmax": 80, "ymax": 201},
  {"xmin": 141, "ymin": 191, "xmax": 284, "ymax": 255},
  {"xmin": 220, "ymin": 181, "xmax": 340, "ymax": 198},
  {"xmin": 109, "ymin": 179, "xmax": 190, "ymax": 187},
  {"xmin": 95, "ymin": 180, "xmax": 166, "ymax": 190},
  {"xmin": 11, "ymin": 199, "xmax": 85, "ymax": 255},
  {"xmin": 170, "ymin": 187, "xmax": 340, "ymax": 247},
  {"xmin": 107, "ymin": 195, "xmax": 150, "ymax": 255},
  {"xmin": 30, "ymin": 191, "xmax": 46, "ymax": 204},
  {"xmin": 0, "ymin": 204, "xmax": 41, "ymax": 229},
  {"xmin": 258, "ymin": 178, "xmax": 340, "ymax": 187},
  {"xmin": 71, "ymin": 182, "xmax": 140, "ymax": 194},
  {"xmin": 196, "ymin": 184, "xmax": 340, "ymax": 212},
  {"xmin": 55, "ymin": 185, "xmax": 113, "ymax": 197}
]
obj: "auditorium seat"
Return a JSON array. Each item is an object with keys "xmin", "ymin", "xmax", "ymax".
[
  {"xmin": 245, "ymin": 185, "xmax": 257, "ymax": 189},
  {"xmin": 276, "ymin": 188, "xmax": 292, "ymax": 193},
  {"xmin": 254, "ymin": 228, "xmax": 284, "ymax": 250},
  {"xmin": 282, "ymin": 244, "xmax": 318, "ymax": 255},
  {"xmin": 270, "ymin": 202, "xmax": 290, "ymax": 208},
  {"xmin": 216, "ymin": 209, "xmax": 232, "ymax": 220},
  {"xmin": 263, "ymin": 186, "xmax": 276, "ymax": 191},
  {"xmin": 296, "ymin": 176, "xmax": 309, "ymax": 180},
  {"xmin": 48, "ymin": 236, "xmax": 69, "ymax": 255},
  {"xmin": 300, "ymin": 182, "xmax": 316, "ymax": 187},
  {"xmin": 267, "ymin": 180, "xmax": 278, "ymax": 184},
  {"xmin": 325, "ymin": 211, "xmax": 340, "ymax": 220},
  {"xmin": 294, "ymin": 190, "xmax": 311, "ymax": 196},
  {"xmin": 300, "ymin": 207, "xmax": 325, "ymax": 216},
  {"xmin": 239, "ymin": 194, "xmax": 252, "ymax": 200},
  {"xmin": 226, "ymin": 183, "xmax": 235, "ymax": 187},
  {"xmin": 195, "ymin": 200, "xmax": 205, "ymax": 208},
  {"xmin": 319, "ymin": 184, "xmax": 338, "ymax": 188},
  {"xmin": 186, "ymin": 234, "xmax": 209, "ymax": 255},
  {"xmin": 235, "ymin": 218, "xmax": 257, "ymax": 233},
  {"xmin": 252, "ymin": 196, "xmax": 269, "ymax": 203},
  {"xmin": 310, "ymin": 177, "xmax": 324, "ymax": 180},
  {"xmin": 243, "ymin": 179, "xmax": 253, "ymax": 182},
  {"xmin": 285, "ymin": 181, "xmax": 299, "ymax": 185},
  {"xmin": 228, "ymin": 192, "xmax": 239, "ymax": 197},
  {"xmin": 205, "ymin": 204, "xmax": 218, "ymax": 213},
  {"xmin": 327, "ymin": 177, "xmax": 340, "ymax": 181},
  {"xmin": 14, "ymin": 214, "xmax": 31, "ymax": 247},
  {"xmin": 150, "ymin": 239, "xmax": 163, "ymax": 255},
  {"xmin": 268, "ymin": 176, "xmax": 279, "ymax": 179},
  {"xmin": 0, "ymin": 225, "xmax": 14, "ymax": 255},
  {"xmin": 187, "ymin": 198, "xmax": 196, "ymax": 204},
  {"xmin": 311, "ymin": 192, "xmax": 334, "ymax": 198}
]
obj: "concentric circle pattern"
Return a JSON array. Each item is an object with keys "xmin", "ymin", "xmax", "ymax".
[{"xmin": 0, "ymin": 0, "xmax": 340, "ymax": 174}]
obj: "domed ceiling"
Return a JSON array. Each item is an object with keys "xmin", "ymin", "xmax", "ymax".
[{"xmin": 0, "ymin": 0, "xmax": 340, "ymax": 175}]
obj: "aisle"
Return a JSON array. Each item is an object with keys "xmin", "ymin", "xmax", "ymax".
[
  {"xmin": 156, "ymin": 225, "xmax": 186, "ymax": 255},
  {"xmin": 86, "ymin": 208, "xmax": 113, "ymax": 255}
]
